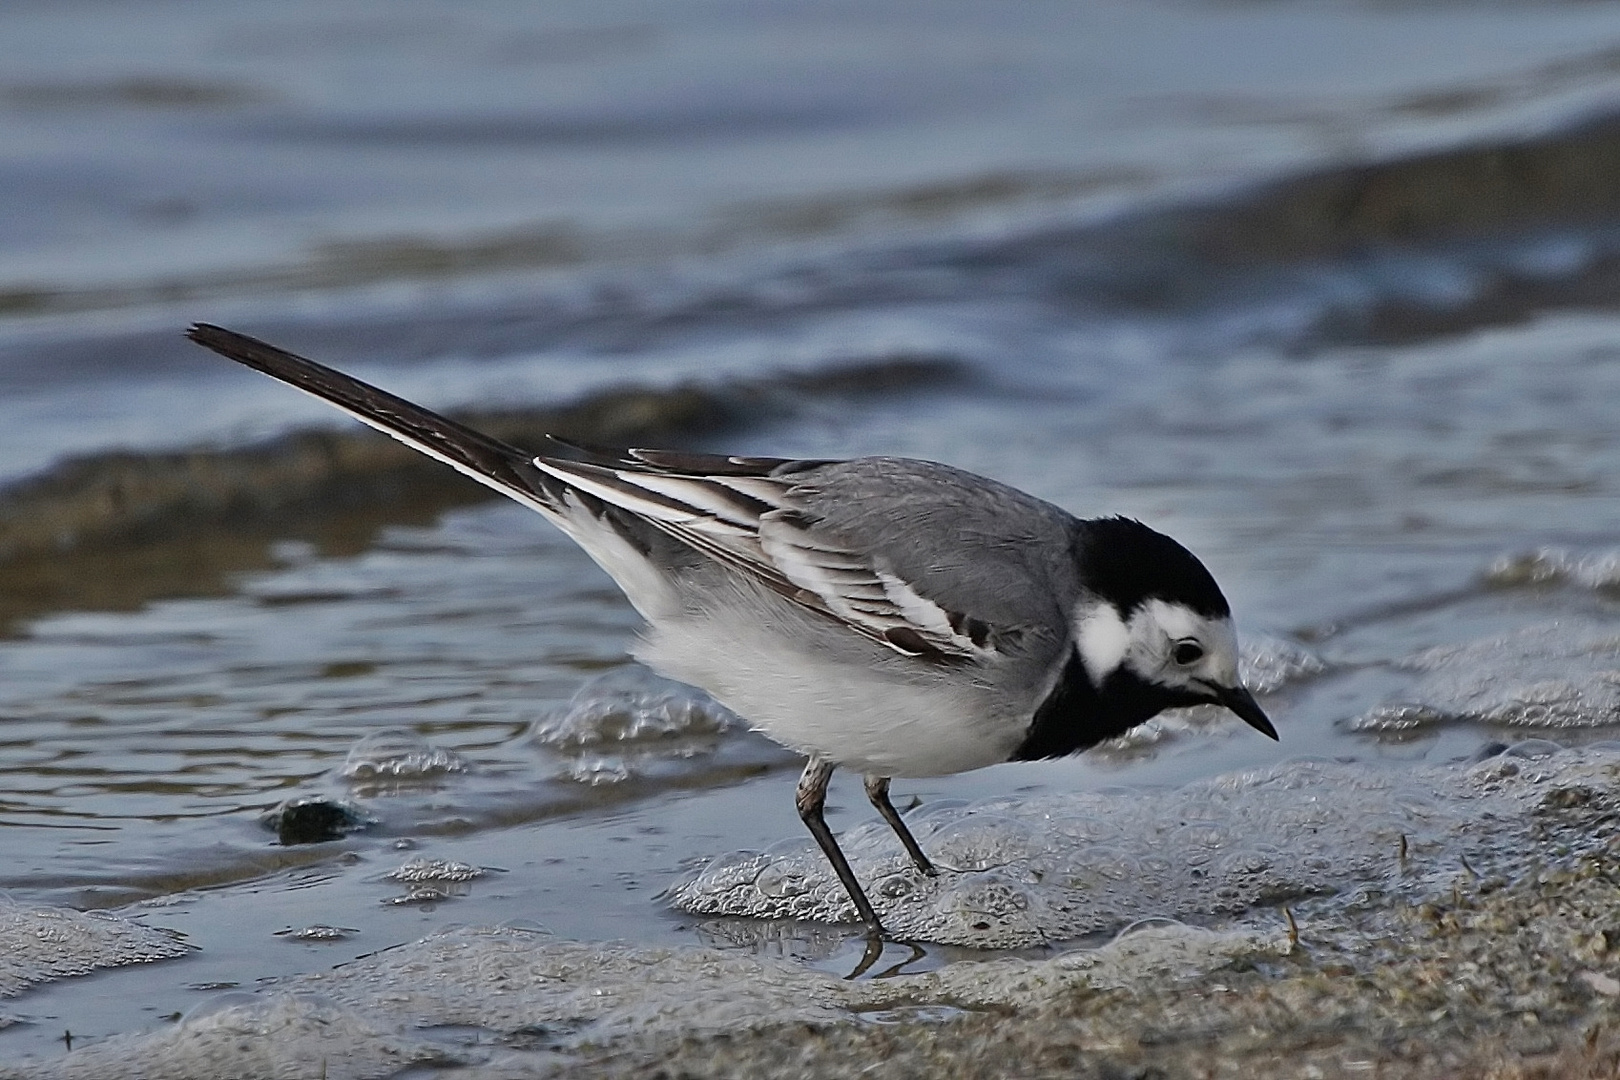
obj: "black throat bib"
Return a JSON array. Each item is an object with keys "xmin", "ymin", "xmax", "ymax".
[{"xmin": 1011, "ymin": 651, "xmax": 1209, "ymax": 761}]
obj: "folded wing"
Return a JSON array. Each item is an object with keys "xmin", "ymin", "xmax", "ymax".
[{"xmin": 189, "ymin": 324, "xmax": 1045, "ymax": 662}]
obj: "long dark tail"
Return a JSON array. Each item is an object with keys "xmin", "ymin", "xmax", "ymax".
[{"xmin": 187, "ymin": 324, "xmax": 555, "ymax": 514}]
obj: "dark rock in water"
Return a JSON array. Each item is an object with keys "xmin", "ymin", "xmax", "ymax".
[{"xmin": 263, "ymin": 797, "xmax": 371, "ymax": 845}]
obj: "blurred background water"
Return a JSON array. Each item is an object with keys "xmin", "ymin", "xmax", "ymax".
[{"xmin": 6, "ymin": 0, "xmax": 1620, "ymax": 1065}]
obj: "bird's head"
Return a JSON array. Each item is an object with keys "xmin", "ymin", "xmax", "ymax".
[{"xmin": 1072, "ymin": 518, "xmax": 1277, "ymax": 740}]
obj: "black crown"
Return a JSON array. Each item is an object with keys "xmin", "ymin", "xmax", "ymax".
[{"xmin": 1074, "ymin": 517, "xmax": 1230, "ymax": 618}]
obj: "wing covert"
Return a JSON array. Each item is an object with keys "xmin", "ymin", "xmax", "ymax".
[{"xmin": 529, "ymin": 454, "xmax": 1024, "ymax": 661}]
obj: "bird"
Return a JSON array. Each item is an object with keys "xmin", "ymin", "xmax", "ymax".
[{"xmin": 187, "ymin": 323, "xmax": 1278, "ymax": 940}]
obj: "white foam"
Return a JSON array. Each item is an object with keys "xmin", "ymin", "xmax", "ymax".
[
  {"xmin": 668, "ymin": 743, "xmax": 1620, "ymax": 946},
  {"xmin": 1353, "ymin": 619, "xmax": 1620, "ymax": 731},
  {"xmin": 0, "ymin": 899, "xmax": 190, "ymax": 999}
]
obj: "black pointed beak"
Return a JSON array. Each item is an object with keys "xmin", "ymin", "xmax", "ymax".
[{"xmin": 1214, "ymin": 684, "xmax": 1278, "ymax": 740}]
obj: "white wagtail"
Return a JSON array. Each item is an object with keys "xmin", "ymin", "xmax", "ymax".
[{"xmin": 188, "ymin": 323, "xmax": 1278, "ymax": 937}]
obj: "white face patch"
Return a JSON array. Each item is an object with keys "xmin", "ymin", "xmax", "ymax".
[
  {"xmin": 1140, "ymin": 599, "xmax": 1202, "ymax": 645},
  {"xmin": 1073, "ymin": 602, "xmax": 1131, "ymax": 685},
  {"xmin": 1072, "ymin": 599, "xmax": 1242, "ymax": 695},
  {"xmin": 1124, "ymin": 599, "xmax": 1240, "ymax": 693}
]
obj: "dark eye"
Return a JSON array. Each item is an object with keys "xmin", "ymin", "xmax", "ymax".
[{"xmin": 1173, "ymin": 640, "xmax": 1204, "ymax": 665}]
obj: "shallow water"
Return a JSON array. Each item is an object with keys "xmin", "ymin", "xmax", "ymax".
[{"xmin": 5, "ymin": 0, "xmax": 1620, "ymax": 1070}]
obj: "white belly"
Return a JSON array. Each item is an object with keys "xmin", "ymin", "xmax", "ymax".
[{"xmin": 636, "ymin": 605, "xmax": 1029, "ymax": 778}]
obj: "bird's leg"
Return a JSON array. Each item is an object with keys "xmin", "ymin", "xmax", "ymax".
[
  {"xmin": 863, "ymin": 775, "xmax": 936, "ymax": 876},
  {"xmin": 796, "ymin": 757, "xmax": 885, "ymax": 936}
]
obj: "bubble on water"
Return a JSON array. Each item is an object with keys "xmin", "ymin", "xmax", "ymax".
[
  {"xmin": 531, "ymin": 666, "xmax": 740, "ymax": 749},
  {"xmin": 1218, "ymin": 849, "xmax": 1273, "ymax": 878},
  {"xmin": 930, "ymin": 872, "xmax": 1043, "ymax": 947},
  {"xmin": 341, "ymin": 728, "xmax": 466, "ymax": 781},
  {"xmin": 754, "ymin": 862, "xmax": 815, "ymax": 901},
  {"xmin": 178, "ymin": 990, "xmax": 262, "ymax": 1024},
  {"xmin": 498, "ymin": 917, "xmax": 553, "ymax": 936},
  {"xmin": 873, "ymin": 873, "xmax": 919, "ymax": 903},
  {"xmin": 1504, "ymin": 737, "xmax": 1564, "ymax": 759},
  {"xmin": 562, "ymin": 753, "xmax": 633, "ymax": 785},
  {"xmin": 0, "ymin": 899, "xmax": 191, "ymax": 997},
  {"xmin": 1354, "ymin": 704, "xmax": 1449, "ymax": 732},
  {"xmin": 1239, "ymin": 634, "xmax": 1327, "ymax": 694},
  {"xmin": 385, "ymin": 857, "xmax": 486, "ymax": 884},
  {"xmin": 384, "ymin": 885, "xmax": 454, "ymax": 906},
  {"xmin": 926, "ymin": 814, "xmax": 1036, "ymax": 872},
  {"xmin": 276, "ymin": 925, "xmax": 358, "ymax": 942},
  {"xmin": 1485, "ymin": 547, "xmax": 1620, "ymax": 592},
  {"xmin": 1043, "ymin": 814, "xmax": 1124, "ymax": 846},
  {"xmin": 1352, "ymin": 620, "xmax": 1620, "ymax": 732}
]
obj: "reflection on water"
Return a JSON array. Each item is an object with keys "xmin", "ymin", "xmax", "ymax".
[{"xmin": 0, "ymin": 507, "xmax": 627, "ymax": 890}]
